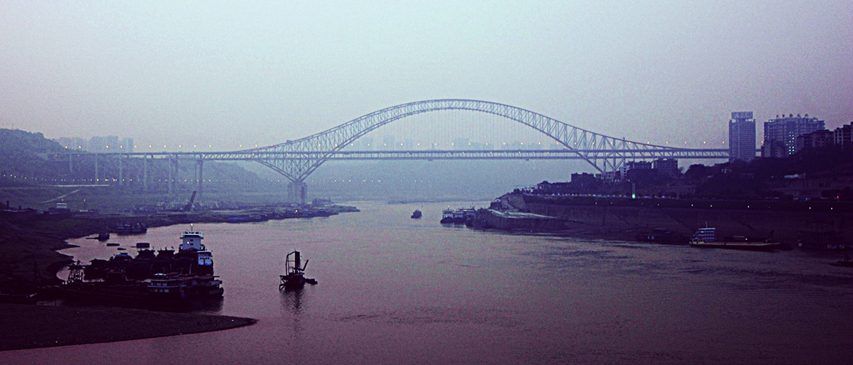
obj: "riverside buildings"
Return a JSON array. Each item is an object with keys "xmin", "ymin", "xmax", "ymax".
[
  {"xmin": 835, "ymin": 123, "xmax": 853, "ymax": 151},
  {"xmin": 761, "ymin": 114, "xmax": 824, "ymax": 158},
  {"xmin": 728, "ymin": 112, "xmax": 756, "ymax": 162}
]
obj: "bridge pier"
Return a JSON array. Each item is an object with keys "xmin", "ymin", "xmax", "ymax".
[
  {"xmin": 197, "ymin": 159, "xmax": 204, "ymax": 201},
  {"xmin": 143, "ymin": 155, "xmax": 149, "ymax": 192},
  {"xmin": 168, "ymin": 156, "xmax": 179, "ymax": 195},
  {"xmin": 288, "ymin": 180, "xmax": 307, "ymax": 205}
]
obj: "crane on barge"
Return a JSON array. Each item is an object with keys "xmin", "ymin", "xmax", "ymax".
[{"xmin": 279, "ymin": 250, "xmax": 317, "ymax": 290}]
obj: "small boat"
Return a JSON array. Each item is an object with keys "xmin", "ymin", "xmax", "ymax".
[
  {"xmin": 830, "ymin": 259, "xmax": 853, "ymax": 268},
  {"xmin": 462, "ymin": 208, "xmax": 477, "ymax": 227},
  {"xmin": 97, "ymin": 232, "xmax": 110, "ymax": 241},
  {"xmin": 0, "ymin": 289, "xmax": 37, "ymax": 304},
  {"xmin": 689, "ymin": 227, "xmax": 782, "ymax": 251},
  {"xmin": 440, "ymin": 209, "xmax": 454, "ymax": 224},
  {"xmin": 106, "ymin": 242, "xmax": 120, "ymax": 247},
  {"xmin": 411, "ymin": 209, "xmax": 422, "ymax": 219},
  {"xmin": 279, "ymin": 250, "xmax": 316, "ymax": 290},
  {"xmin": 136, "ymin": 242, "xmax": 151, "ymax": 248},
  {"xmin": 798, "ymin": 229, "xmax": 847, "ymax": 250},
  {"xmin": 0, "ymin": 292, "xmax": 37, "ymax": 304},
  {"xmin": 830, "ymin": 253, "xmax": 853, "ymax": 268},
  {"xmin": 452, "ymin": 210, "xmax": 466, "ymax": 224}
]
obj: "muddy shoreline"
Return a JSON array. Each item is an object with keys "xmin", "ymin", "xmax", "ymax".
[
  {"xmin": 0, "ymin": 303, "xmax": 256, "ymax": 351},
  {"xmin": 1, "ymin": 205, "xmax": 358, "ymax": 283},
  {"xmin": 0, "ymin": 206, "xmax": 356, "ymax": 352}
]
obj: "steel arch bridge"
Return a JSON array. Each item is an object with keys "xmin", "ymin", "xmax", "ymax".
[
  {"xmin": 52, "ymin": 99, "xmax": 730, "ymax": 204},
  {"xmin": 232, "ymin": 99, "xmax": 716, "ymax": 184}
]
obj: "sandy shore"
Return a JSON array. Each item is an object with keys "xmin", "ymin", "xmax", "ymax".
[{"xmin": 0, "ymin": 303, "xmax": 256, "ymax": 351}]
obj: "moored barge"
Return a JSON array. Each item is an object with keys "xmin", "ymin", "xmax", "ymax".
[{"xmin": 57, "ymin": 227, "xmax": 223, "ymax": 305}]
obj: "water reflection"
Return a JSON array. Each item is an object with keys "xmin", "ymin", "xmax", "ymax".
[
  {"xmin": 279, "ymin": 286, "xmax": 307, "ymax": 338},
  {"xmin": 280, "ymin": 287, "xmax": 304, "ymax": 314}
]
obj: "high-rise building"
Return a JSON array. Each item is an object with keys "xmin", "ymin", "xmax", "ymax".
[
  {"xmin": 728, "ymin": 112, "xmax": 756, "ymax": 162},
  {"xmin": 762, "ymin": 114, "xmax": 825, "ymax": 158},
  {"xmin": 796, "ymin": 130, "xmax": 834, "ymax": 151},
  {"xmin": 653, "ymin": 158, "xmax": 679, "ymax": 175},
  {"xmin": 835, "ymin": 123, "xmax": 853, "ymax": 151}
]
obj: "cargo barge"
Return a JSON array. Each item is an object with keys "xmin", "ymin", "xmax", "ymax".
[{"xmin": 55, "ymin": 227, "xmax": 223, "ymax": 305}]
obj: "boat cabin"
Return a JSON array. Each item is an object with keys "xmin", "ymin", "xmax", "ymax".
[{"xmin": 179, "ymin": 230, "xmax": 205, "ymax": 251}]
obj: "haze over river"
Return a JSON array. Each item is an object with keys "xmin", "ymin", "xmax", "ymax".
[{"xmin": 4, "ymin": 201, "xmax": 853, "ymax": 364}]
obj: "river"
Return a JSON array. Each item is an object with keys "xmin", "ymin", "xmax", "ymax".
[{"xmin": 4, "ymin": 201, "xmax": 853, "ymax": 364}]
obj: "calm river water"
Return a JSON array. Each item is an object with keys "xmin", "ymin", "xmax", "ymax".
[{"xmin": 4, "ymin": 201, "xmax": 853, "ymax": 364}]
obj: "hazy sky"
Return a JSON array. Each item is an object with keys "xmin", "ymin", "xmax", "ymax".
[{"xmin": 1, "ymin": 1, "xmax": 851, "ymax": 151}]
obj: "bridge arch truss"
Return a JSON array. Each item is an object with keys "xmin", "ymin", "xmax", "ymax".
[{"xmin": 243, "ymin": 99, "xmax": 697, "ymax": 182}]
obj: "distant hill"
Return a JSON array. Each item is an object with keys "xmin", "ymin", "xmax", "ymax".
[
  {"xmin": 0, "ymin": 129, "xmax": 68, "ymax": 183},
  {"xmin": 0, "ymin": 129, "xmax": 66, "ymax": 154}
]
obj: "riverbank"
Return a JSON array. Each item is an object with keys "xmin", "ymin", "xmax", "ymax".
[
  {"xmin": 0, "ymin": 204, "xmax": 359, "ymax": 284},
  {"xmin": 515, "ymin": 193, "xmax": 852, "ymax": 244},
  {"xmin": 0, "ymin": 303, "xmax": 256, "ymax": 351},
  {"xmin": 0, "ymin": 204, "xmax": 360, "ymax": 352}
]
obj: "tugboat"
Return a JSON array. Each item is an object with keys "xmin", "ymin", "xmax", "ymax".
[
  {"xmin": 279, "ymin": 250, "xmax": 317, "ymax": 290},
  {"xmin": 411, "ymin": 209, "xmax": 422, "ymax": 219}
]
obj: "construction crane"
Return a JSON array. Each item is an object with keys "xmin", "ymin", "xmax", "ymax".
[{"xmin": 184, "ymin": 191, "xmax": 197, "ymax": 211}]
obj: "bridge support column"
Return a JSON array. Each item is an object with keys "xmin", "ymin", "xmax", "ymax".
[
  {"xmin": 94, "ymin": 154, "xmax": 99, "ymax": 183},
  {"xmin": 118, "ymin": 155, "xmax": 123, "ymax": 186},
  {"xmin": 197, "ymin": 159, "xmax": 204, "ymax": 202},
  {"xmin": 168, "ymin": 156, "xmax": 177, "ymax": 195},
  {"xmin": 288, "ymin": 180, "xmax": 307, "ymax": 205},
  {"xmin": 143, "ymin": 155, "xmax": 149, "ymax": 192}
]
